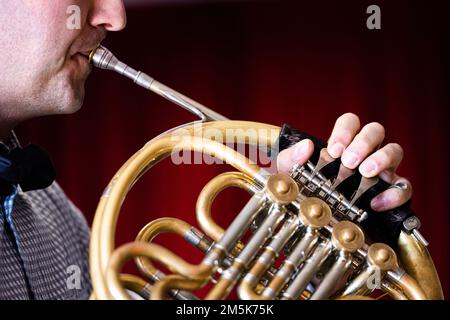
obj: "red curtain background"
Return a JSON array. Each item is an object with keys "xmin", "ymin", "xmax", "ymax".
[{"xmin": 17, "ymin": 0, "xmax": 450, "ymax": 297}]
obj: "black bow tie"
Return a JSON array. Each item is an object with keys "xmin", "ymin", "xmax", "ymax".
[{"xmin": 0, "ymin": 144, "xmax": 56, "ymax": 193}]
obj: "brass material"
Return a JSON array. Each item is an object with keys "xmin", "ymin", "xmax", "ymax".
[
  {"xmin": 206, "ymin": 261, "xmax": 245, "ymax": 300},
  {"xmin": 367, "ymin": 243, "xmax": 398, "ymax": 271},
  {"xmin": 393, "ymin": 273, "xmax": 428, "ymax": 300},
  {"xmin": 343, "ymin": 230, "xmax": 356, "ymax": 242},
  {"xmin": 380, "ymin": 281, "xmax": 407, "ymax": 300},
  {"xmin": 266, "ymin": 173, "xmax": 299, "ymax": 205},
  {"xmin": 238, "ymin": 251, "xmax": 275, "ymax": 300},
  {"xmin": 339, "ymin": 266, "xmax": 377, "ymax": 298},
  {"xmin": 332, "ymin": 221, "xmax": 365, "ymax": 252},
  {"xmin": 90, "ymin": 120, "xmax": 279, "ymax": 299},
  {"xmin": 398, "ymin": 231, "xmax": 444, "ymax": 300},
  {"xmin": 276, "ymin": 180, "xmax": 289, "ymax": 194},
  {"xmin": 196, "ymin": 171, "xmax": 257, "ymax": 241},
  {"xmin": 120, "ymin": 274, "xmax": 153, "ymax": 299},
  {"xmin": 263, "ymin": 266, "xmax": 294, "ymax": 298},
  {"xmin": 207, "ymin": 206, "xmax": 286, "ymax": 300},
  {"xmin": 299, "ymin": 197, "xmax": 332, "ymax": 228},
  {"xmin": 106, "ymin": 241, "xmax": 213, "ymax": 299},
  {"xmin": 262, "ymin": 228, "xmax": 318, "ymax": 299},
  {"xmin": 151, "ymin": 275, "xmax": 203, "ymax": 300},
  {"xmin": 337, "ymin": 296, "xmax": 375, "ymax": 300},
  {"xmin": 310, "ymin": 205, "xmax": 324, "ymax": 219},
  {"xmin": 134, "ymin": 217, "xmax": 213, "ymax": 282},
  {"xmin": 238, "ymin": 218, "xmax": 298, "ymax": 300},
  {"xmin": 135, "ymin": 218, "xmax": 192, "ymax": 281},
  {"xmin": 89, "ymin": 46, "xmax": 443, "ymax": 301}
]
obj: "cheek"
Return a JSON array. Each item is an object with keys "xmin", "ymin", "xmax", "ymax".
[
  {"xmin": 25, "ymin": 1, "xmax": 89, "ymax": 68},
  {"xmin": 17, "ymin": 0, "xmax": 91, "ymax": 85},
  {"xmin": 24, "ymin": 0, "xmax": 67, "ymax": 26},
  {"xmin": 24, "ymin": 0, "xmax": 79, "ymax": 50}
]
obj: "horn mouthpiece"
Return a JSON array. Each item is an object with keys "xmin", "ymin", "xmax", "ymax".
[{"xmin": 89, "ymin": 45, "xmax": 119, "ymax": 71}]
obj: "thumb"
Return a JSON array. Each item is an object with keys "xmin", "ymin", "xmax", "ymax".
[{"xmin": 277, "ymin": 139, "xmax": 314, "ymax": 173}]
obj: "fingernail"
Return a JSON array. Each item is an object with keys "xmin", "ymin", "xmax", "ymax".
[
  {"xmin": 371, "ymin": 195, "xmax": 386, "ymax": 211},
  {"xmin": 328, "ymin": 142, "xmax": 345, "ymax": 158},
  {"xmin": 342, "ymin": 151, "xmax": 359, "ymax": 168},
  {"xmin": 360, "ymin": 160, "xmax": 377, "ymax": 176},
  {"xmin": 291, "ymin": 140, "xmax": 310, "ymax": 162}
]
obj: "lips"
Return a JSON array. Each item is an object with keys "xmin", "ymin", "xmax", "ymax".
[
  {"xmin": 70, "ymin": 52, "xmax": 92, "ymax": 77},
  {"xmin": 72, "ymin": 32, "xmax": 104, "ymax": 56},
  {"xmin": 73, "ymin": 48, "xmax": 94, "ymax": 62},
  {"xmin": 79, "ymin": 51, "xmax": 92, "ymax": 58},
  {"xmin": 79, "ymin": 47, "xmax": 98, "ymax": 58}
]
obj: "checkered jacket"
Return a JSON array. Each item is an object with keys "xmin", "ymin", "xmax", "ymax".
[{"xmin": 0, "ymin": 132, "xmax": 91, "ymax": 300}]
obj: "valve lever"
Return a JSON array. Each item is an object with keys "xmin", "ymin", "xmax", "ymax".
[
  {"xmin": 312, "ymin": 148, "xmax": 336, "ymax": 177},
  {"xmin": 349, "ymin": 176, "xmax": 379, "ymax": 208},
  {"xmin": 332, "ymin": 163, "xmax": 355, "ymax": 189}
]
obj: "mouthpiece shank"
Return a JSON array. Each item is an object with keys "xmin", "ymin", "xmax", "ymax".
[{"xmin": 89, "ymin": 45, "xmax": 228, "ymax": 122}]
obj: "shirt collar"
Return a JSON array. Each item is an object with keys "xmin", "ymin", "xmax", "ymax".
[{"xmin": 0, "ymin": 131, "xmax": 22, "ymax": 153}]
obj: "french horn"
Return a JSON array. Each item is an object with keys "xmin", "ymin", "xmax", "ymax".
[{"xmin": 88, "ymin": 45, "xmax": 444, "ymax": 300}]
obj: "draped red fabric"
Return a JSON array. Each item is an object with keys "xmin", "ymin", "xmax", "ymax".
[{"xmin": 17, "ymin": 0, "xmax": 450, "ymax": 297}]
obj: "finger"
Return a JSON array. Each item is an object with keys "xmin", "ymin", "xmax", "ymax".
[
  {"xmin": 277, "ymin": 139, "xmax": 314, "ymax": 173},
  {"xmin": 341, "ymin": 122, "xmax": 385, "ymax": 169},
  {"xmin": 327, "ymin": 113, "xmax": 361, "ymax": 158},
  {"xmin": 359, "ymin": 143, "xmax": 404, "ymax": 177},
  {"xmin": 371, "ymin": 176, "xmax": 413, "ymax": 212}
]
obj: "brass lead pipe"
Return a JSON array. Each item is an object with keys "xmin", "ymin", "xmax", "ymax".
[{"xmin": 90, "ymin": 45, "xmax": 228, "ymax": 122}]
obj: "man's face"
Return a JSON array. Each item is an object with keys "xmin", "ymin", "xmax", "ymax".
[{"xmin": 0, "ymin": 0, "xmax": 126, "ymax": 123}]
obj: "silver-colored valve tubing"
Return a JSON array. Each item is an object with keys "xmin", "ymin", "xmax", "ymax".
[
  {"xmin": 234, "ymin": 205, "xmax": 285, "ymax": 267},
  {"xmin": 262, "ymin": 228, "xmax": 318, "ymax": 298},
  {"xmin": 283, "ymin": 241, "xmax": 333, "ymax": 299},
  {"xmin": 310, "ymin": 253, "xmax": 351, "ymax": 300},
  {"xmin": 213, "ymin": 193, "xmax": 266, "ymax": 255}
]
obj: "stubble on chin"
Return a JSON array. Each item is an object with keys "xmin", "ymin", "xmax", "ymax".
[{"xmin": 33, "ymin": 67, "xmax": 89, "ymax": 116}]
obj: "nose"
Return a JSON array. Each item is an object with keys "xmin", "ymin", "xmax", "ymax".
[{"xmin": 89, "ymin": 0, "xmax": 127, "ymax": 31}]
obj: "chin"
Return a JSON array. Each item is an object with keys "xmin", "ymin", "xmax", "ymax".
[
  {"xmin": 55, "ymin": 77, "xmax": 87, "ymax": 114},
  {"xmin": 62, "ymin": 93, "xmax": 85, "ymax": 114},
  {"xmin": 36, "ymin": 64, "xmax": 90, "ymax": 116},
  {"xmin": 62, "ymin": 100, "xmax": 84, "ymax": 114},
  {"xmin": 49, "ymin": 86, "xmax": 86, "ymax": 115}
]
